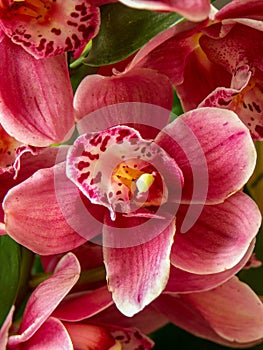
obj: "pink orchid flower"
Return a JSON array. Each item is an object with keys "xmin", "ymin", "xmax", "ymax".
[
  {"xmin": 0, "ymin": 0, "xmax": 100, "ymax": 59},
  {"xmin": 3, "ymin": 94, "xmax": 260, "ymax": 317},
  {"xmin": 118, "ymin": 0, "xmax": 210, "ymax": 21},
  {"xmin": 0, "ymin": 253, "xmax": 153, "ymax": 349},
  {"xmin": 125, "ymin": 0, "xmax": 263, "ymax": 139}
]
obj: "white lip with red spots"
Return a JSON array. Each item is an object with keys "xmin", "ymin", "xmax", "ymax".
[{"xmin": 66, "ymin": 125, "xmax": 176, "ymax": 220}]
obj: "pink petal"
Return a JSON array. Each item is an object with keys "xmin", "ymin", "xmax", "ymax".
[
  {"xmin": 18, "ymin": 318, "xmax": 73, "ymax": 350},
  {"xmin": 74, "ymin": 68, "xmax": 173, "ymax": 134},
  {"xmin": 155, "ymin": 107, "xmax": 256, "ymax": 203},
  {"xmin": 216, "ymin": 0, "xmax": 263, "ymax": 21},
  {"xmin": 182, "ymin": 277, "xmax": 263, "ymax": 343},
  {"xmin": 3, "ymin": 162, "xmax": 89, "ymax": 254},
  {"xmin": 167, "ymin": 240, "xmax": 258, "ymax": 294},
  {"xmin": 0, "ymin": 306, "xmax": 14, "ymax": 350},
  {"xmin": 171, "ymin": 192, "xmax": 261, "ymax": 274},
  {"xmin": 53, "ymin": 286, "xmax": 113, "ymax": 321},
  {"xmin": 0, "ymin": 0, "xmax": 100, "ymax": 58},
  {"xmin": 119, "ymin": 0, "xmax": 210, "ymax": 21},
  {"xmin": 166, "ymin": 239, "xmax": 255, "ymax": 293},
  {"xmin": 63, "ymin": 323, "xmax": 117, "ymax": 350},
  {"xmin": 0, "ymin": 36, "xmax": 74, "ymax": 146},
  {"xmin": 154, "ymin": 278, "xmax": 263, "ymax": 347},
  {"xmin": 8, "ymin": 253, "xmax": 80, "ymax": 347},
  {"xmin": 103, "ymin": 219, "xmax": 175, "ymax": 316}
]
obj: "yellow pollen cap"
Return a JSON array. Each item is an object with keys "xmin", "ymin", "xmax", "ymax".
[{"xmin": 136, "ymin": 173, "xmax": 154, "ymax": 193}]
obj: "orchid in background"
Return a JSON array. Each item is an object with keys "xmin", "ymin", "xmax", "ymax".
[{"xmin": 126, "ymin": 0, "xmax": 263, "ymax": 139}]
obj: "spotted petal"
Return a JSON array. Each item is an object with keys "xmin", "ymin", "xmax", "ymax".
[{"xmin": 0, "ymin": 0, "xmax": 100, "ymax": 58}]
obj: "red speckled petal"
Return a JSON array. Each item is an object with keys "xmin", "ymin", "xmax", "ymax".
[{"xmin": 0, "ymin": 0, "xmax": 100, "ymax": 58}]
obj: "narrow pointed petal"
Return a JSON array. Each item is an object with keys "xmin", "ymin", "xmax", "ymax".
[
  {"xmin": 155, "ymin": 278, "xmax": 263, "ymax": 347},
  {"xmin": 3, "ymin": 162, "xmax": 89, "ymax": 254},
  {"xmin": 53, "ymin": 286, "xmax": 113, "ymax": 322},
  {"xmin": 155, "ymin": 107, "xmax": 256, "ymax": 203},
  {"xmin": 0, "ymin": 0, "xmax": 100, "ymax": 58},
  {"xmin": 0, "ymin": 37, "xmax": 74, "ymax": 146},
  {"xmin": 103, "ymin": 219, "xmax": 175, "ymax": 316},
  {"xmin": 166, "ymin": 239, "xmax": 255, "ymax": 293},
  {"xmin": 0, "ymin": 306, "xmax": 14, "ymax": 350},
  {"xmin": 8, "ymin": 253, "xmax": 80, "ymax": 347},
  {"xmin": 119, "ymin": 0, "xmax": 210, "ymax": 21},
  {"xmin": 171, "ymin": 192, "xmax": 261, "ymax": 274},
  {"xmin": 18, "ymin": 318, "xmax": 73, "ymax": 350},
  {"xmin": 74, "ymin": 68, "xmax": 173, "ymax": 125}
]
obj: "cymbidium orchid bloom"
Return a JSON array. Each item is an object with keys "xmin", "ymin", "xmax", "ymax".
[
  {"xmin": 3, "ymin": 98, "xmax": 261, "ymax": 317},
  {"xmin": 0, "ymin": 253, "xmax": 153, "ymax": 349},
  {"xmin": 126, "ymin": 0, "xmax": 263, "ymax": 139},
  {"xmin": 0, "ymin": 0, "xmax": 100, "ymax": 59}
]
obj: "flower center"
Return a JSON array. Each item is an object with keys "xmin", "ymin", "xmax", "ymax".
[
  {"xmin": 112, "ymin": 160, "xmax": 155, "ymax": 200},
  {"xmin": 9, "ymin": 0, "xmax": 51, "ymax": 22}
]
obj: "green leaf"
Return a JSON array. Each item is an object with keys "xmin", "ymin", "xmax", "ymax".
[
  {"xmin": 85, "ymin": 3, "xmax": 183, "ymax": 67},
  {"xmin": 0, "ymin": 236, "xmax": 21, "ymax": 327}
]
